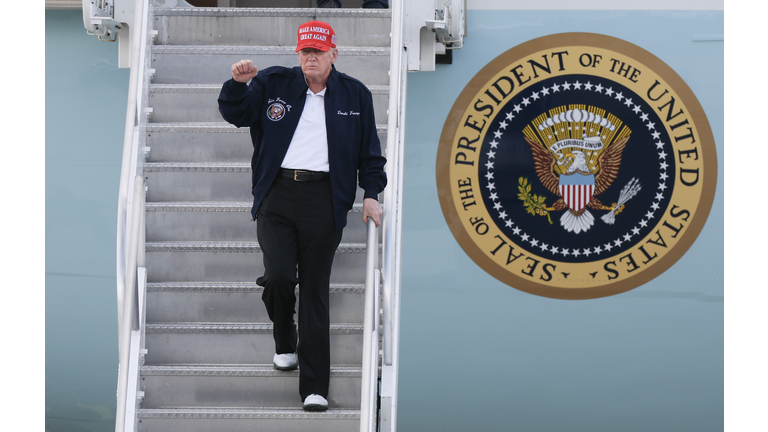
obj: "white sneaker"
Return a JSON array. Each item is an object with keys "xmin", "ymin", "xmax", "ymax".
[
  {"xmin": 303, "ymin": 394, "xmax": 328, "ymax": 411},
  {"xmin": 272, "ymin": 353, "xmax": 298, "ymax": 371}
]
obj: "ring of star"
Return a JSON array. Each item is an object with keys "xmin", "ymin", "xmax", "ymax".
[{"xmin": 481, "ymin": 78, "xmax": 670, "ymax": 259}]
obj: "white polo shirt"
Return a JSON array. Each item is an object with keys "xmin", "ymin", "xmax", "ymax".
[{"xmin": 281, "ymin": 87, "xmax": 329, "ymax": 172}]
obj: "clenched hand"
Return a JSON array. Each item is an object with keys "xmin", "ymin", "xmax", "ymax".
[{"xmin": 232, "ymin": 59, "xmax": 258, "ymax": 83}]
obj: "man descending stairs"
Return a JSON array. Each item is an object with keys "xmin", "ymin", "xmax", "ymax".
[
  {"xmin": 137, "ymin": 5, "xmax": 391, "ymax": 431},
  {"xmin": 219, "ymin": 18, "xmax": 387, "ymax": 412}
]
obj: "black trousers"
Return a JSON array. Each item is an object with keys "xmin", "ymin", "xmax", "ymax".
[{"xmin": 256, "ymin": 174, "xmax": 343, "ymax": 400}]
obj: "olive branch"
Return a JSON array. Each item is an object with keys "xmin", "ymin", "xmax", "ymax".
[{"xmin": 518, "ymin": 177, "xmax": 553, "ymax": 224}]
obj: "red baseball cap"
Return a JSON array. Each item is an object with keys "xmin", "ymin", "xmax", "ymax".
[{"xmin": 296, "ymin": 20, "xmax": 337, "ymax": 52}]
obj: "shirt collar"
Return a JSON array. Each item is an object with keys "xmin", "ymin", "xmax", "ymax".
[
  {"xmin": 293, "ymin": 65, "xmax": 339, "ymax": 99},
  {"xmin": 307, "ymin": 87, "xmax": 327, "ymax": 97}
]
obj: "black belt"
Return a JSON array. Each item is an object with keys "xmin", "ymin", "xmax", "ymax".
[{"xmin": 278, "ymin": 168, "xmax": 330, "ymax": 182}]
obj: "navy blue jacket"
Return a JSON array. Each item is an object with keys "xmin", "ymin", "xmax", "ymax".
[{"xmin": 218, "ymin": 65, "xmax": 387, "ymax": 230}]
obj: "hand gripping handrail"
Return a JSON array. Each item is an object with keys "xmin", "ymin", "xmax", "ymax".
[{"xmin": 360, "ymin": 218, "xmax": 380, "ymax": 432}]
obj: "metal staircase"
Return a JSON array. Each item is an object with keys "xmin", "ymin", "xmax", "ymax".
[
  {"xmin": 137, "ymin": 6, "xmax": 391, "ymax": 432},
  {"xmin": 95, "ymin": 1, "xmax": 406, "ymax": 430},
  {"xmin": 85, "ymin": 0, "xmax": 464, "ymax": 430}
]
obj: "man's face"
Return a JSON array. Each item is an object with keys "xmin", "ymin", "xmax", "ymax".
[{"xmin": 298, "ymin": 48, "xmax": 337, "ymax": 82}]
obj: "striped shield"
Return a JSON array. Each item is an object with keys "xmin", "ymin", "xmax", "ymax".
[{"xmin": 559, "ymin": 173, "xmax": 596, "ymax": 212}]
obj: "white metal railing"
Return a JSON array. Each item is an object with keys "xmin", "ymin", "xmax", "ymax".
[
  {"xmin": 117, "ymin": 175, "xmax": 146, "ymax": 431},
  {"xmin": 360, "ymin": 218, "xmax": 381, "ymax": 432},
  {"xmin": 114, "ymin": 0, "xmax": 152, "ymax": 431},
  {"xmin": 360, "ymin": 2, "xmax": 408, "ymax": 430},
  {"xmin": 377, "ymin": 0, "xmax": 407, "ymax": 430}
]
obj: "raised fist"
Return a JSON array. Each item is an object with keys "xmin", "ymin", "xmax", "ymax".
[{"xmin": 232, "ymin": 59, "xmax": 258, "ymax": 83}]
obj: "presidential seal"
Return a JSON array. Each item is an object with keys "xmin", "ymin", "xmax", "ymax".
[
  {"xmin": 267, "ymin": 102, "xmax": 286, "ymax": 121},
  {"xmin": 436, "ymin": 33, "xmax": 717, "ymax": 299}
]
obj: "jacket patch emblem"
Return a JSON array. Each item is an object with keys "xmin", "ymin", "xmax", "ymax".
[{"xmin": 267, "ymin": 102, "xmax": 286, "ymax": 121}]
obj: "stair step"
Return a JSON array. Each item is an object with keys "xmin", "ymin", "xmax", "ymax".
[
  {"xmin": 145, "ymin": 123, "xmax": 387, "ymax": 163},
  {"xmin": 148, "ymin": 83, "xmax": 389, "ymax": 92},
  {"xmin": 146, "ymin": 282, "xmax": 365, "ymax": 323},
  {"xmin": 143, "ymin": 162, "xmax": 382, "ymax": 202},
  {"xmin": 145, "ymin": 162, "xmax": 251, "ymax": 172},
  {"xmin": 138, "ymin": 407, "xmax": 359, "ymax": 432},
  {"xmin": 150, "ymin": 46, "xmax": 390, "ymax": 85},
  {"xmin": 144, "ymin": 323, "xmax": 364, "ymax": 365},
  {"xmin": 145, "ymin": 241, "xmax": 367, "ymax": 253},
  {"xmin": 145, "ymin": 241, "xmax": 371, "ymax": 283},
  {"xmin": 146, "ymin": 201, "xmax": 363, "ymax": 211},
  {"xmin": 143, "ymin": 161, "xmax": 251, "ymax": 202},
  {"xmin": 141, "ymin": 363, "xmax": 362, "ymax": 376},
  {"xmin": 145, "ymin": 201, "xmax": 370, "ymax": 243},
  {"xmin": 148, "ymin": 83, "xmax": 389, "ymax": 124},
  {"xmin": 140, "ymin": 364, "xmax": 362, "ymax": 409},
  {"xmin": 153, "ymin": 7, "xmax": 391, "ymax": 48},
  {"xmin": 146, "ymin": 122, "xmax": 251, "ymax": 162}
]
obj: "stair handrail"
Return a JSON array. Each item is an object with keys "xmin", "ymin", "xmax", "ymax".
[
  {"xmin": 382, "ymin": 0, "xmax": 405, "ymax": 371},
  {"xmin": 378, "ymin": 0, "xmax": 406, "ymax": 430},
  {"xmin": 360, "ymin": 218, "xmax": 381, "ymax": 432},
  {"xmin": 114, "ymin": 0, "xmax": 152, "ymax": 431}
]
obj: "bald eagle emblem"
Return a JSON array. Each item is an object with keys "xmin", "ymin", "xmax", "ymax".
[
  {"xmin": 267, "ymin": 102, "xmax": 286, "ymax": 121},
  {"xmin": 520, "ymin": 106, "xmax": 641, "ymax": 234}
]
